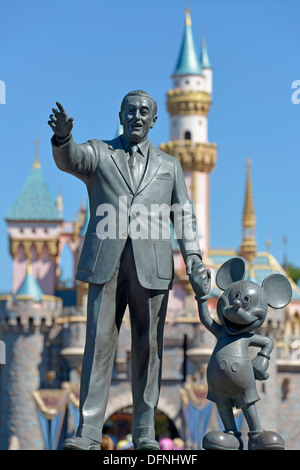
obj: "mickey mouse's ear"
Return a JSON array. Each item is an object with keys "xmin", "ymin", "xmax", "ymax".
[
  {"xmin": 262, "ymin": 274, "xmax": 292, "ymax": 309},
  {"xmin": 216, "ymin": 257, "xmax": 245, "ymax": 291}
]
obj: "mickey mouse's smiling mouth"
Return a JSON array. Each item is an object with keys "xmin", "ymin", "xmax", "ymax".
[
  {"xmin": 219, "ymin": 303, "xmax": 260, "ymax": 335},
  {"xmin": 221, "ymin": 307, "xmax": 258, "ymax": 334}
]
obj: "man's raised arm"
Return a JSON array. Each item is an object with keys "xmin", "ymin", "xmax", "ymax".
[{"xmin": 48, "ymin": 102, "xmax": 99, "ymax": 182}]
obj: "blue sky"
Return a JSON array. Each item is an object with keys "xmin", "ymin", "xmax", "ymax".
[{"xmin": 0, "ymin": 0, "xmax": 299, "ymax": 292}]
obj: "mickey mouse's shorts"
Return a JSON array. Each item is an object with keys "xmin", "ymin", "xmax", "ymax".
[{"xmin": 207, "ymin": 355, "xmax": 260, "ymax": 408}]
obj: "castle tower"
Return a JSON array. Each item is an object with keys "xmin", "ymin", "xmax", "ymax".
[
  {"xmin": 240, "ymin": 159, "xmax": 257, "ymax": 261},
  {"xmin": 5, "ymin": 140, "xmax": 63, "ymax": 296},
  {"xmin": 160, "ymin": 9, "xmax": 217, "ymax": 258},
  {"xmin": 0, "ymin": 277, "xmax": 62, "ymax": 449}
]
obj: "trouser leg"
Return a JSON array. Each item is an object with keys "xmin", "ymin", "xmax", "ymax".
[
  {"xmin": 125, "ymin": 243, "xmax": 169, "ymax": 441},
  {"xmin": 76, "ymin": 265, "xmax": 126, "ymax": 442},
  {"xmin": 130, "ymin": 290, "xmax": 168, "ymax": 442}
]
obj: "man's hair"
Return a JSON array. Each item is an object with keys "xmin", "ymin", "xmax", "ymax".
[{"xmin": 120, "ymin": 90, "xmax": 157, "ymax": 116}]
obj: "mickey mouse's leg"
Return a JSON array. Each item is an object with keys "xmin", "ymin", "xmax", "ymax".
[
  {"xmin": 243, "ymin": 403, "xmax": 285, "ymax": 450},
  {"xmin": 242, "ymin": 402, "xmax": 261, "ymax": 431},
  {"xmin": 217, "ymin": 404, "xmax": 238, "ymax": 432},
  {"xmin": 202, "ymin": 405, "xmax": 243, "ymax": 450}
]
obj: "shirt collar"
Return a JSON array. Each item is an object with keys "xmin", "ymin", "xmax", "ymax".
[{"xmin": 120, "ymin": 135, "xmax": 149, "ymax": 157}]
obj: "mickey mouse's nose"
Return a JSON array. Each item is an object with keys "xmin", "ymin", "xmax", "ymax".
[{"xmin": 232, "ymin": 299, "xmax": 242, "ymax": 311}]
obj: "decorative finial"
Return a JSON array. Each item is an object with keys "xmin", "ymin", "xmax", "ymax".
[
  {"xmin": 27, "ymin": 262, "xmax": 33, "ymax": 276},
  {"xmin": 243, "ymin": 156, "xmax": 255, "ymax": 226},
  {"xmin": 185, "ymin": 8, "xmax": 192, "ymax": 27},
  {"xmin": 57, "ymin": 188, "xmax": 63, "ymax": 213},
  {"xmin": 240, "ymin": 156, "xmax": 257, "ymax": 261},
  {"xmin": 33, "ymin": 138, "xmax": 41, "ymax": 168}
]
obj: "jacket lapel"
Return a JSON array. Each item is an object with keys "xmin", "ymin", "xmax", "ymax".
[
  {"xmin": 136, "ymin": 142, "xmax": 161, "ymax": 194},
  {"xmin": 109, "ymin": 137, "xmax": 134, "ymax": 193}
]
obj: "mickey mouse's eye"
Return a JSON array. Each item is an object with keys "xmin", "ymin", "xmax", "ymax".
[
  {"xmin": 234, "ymin": 292, "xmax": 241, "ymax": 300},
  {"xmin": 244, "ymin": 295, "xmax": 250, "ymax": 303}
]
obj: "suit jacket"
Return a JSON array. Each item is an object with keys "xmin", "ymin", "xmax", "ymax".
[{"xmin": 51, "ymin": 134, "xmax": 202, "ymax": 290}]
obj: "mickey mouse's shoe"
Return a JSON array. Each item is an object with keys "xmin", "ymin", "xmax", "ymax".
[
  {"xmin": 248, "ymin": 430, "xmax": 285, "ymax": 450},
  {"xmin": 202, "ymin": 430, "xmax": 243, "ymax": 450}
]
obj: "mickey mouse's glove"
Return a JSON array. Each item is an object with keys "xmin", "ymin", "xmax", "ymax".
[
  {"xmin": 189, "ymin": 263, "xmax": 211, "ymax": 302},
  {"xmin": 252, "ymin": 353, "xmax": 270, "ymax": 381}
]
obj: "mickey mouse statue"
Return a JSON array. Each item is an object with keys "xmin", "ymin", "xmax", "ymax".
[{"xmin": 189, "ymin": 257, "xmax": 292, "ymax": 450}]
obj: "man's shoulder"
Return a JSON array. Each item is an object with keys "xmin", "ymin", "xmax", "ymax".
[
  {"xmin": 88, "ymin": 136, "xmax": 123, "ymax": 152},
  {"xmin": 150, "ymin": 141, "xmax": 178, "ymax": 164},
  {"xmin": 158, "ymin": 147, "xmax": 183, "ymax": 172}
]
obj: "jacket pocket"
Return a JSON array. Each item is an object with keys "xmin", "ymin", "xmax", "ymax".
[
  {"xmin": 154, "ymin": 241, "xmax": 173, "ymax": 280},
  {"xmin": 77, "ymin": 232, "xmax": 103, "ymax": 274},
  {"xmin": 155, "ymin": 172, "xmax": 172, "ymax": 180}
]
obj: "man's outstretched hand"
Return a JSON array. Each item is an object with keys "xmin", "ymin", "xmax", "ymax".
[
  {"xmin": 187, "ymin": 255, "xmax": 211, "ymax": 300},
  {"xmin": 48, "ymin": 102, "xmax": 74, "ymax": 138}
]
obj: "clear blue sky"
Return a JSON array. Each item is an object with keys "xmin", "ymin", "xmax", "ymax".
[{"xmin": 0, "ymin": 0, "xmax": 299, "ymax": 292}]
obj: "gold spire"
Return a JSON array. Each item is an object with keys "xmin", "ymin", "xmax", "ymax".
[
  {"xmin": 57, "ymin": 188, "xmax": 63, "ymax": 213},
  {"xmin": 33, "ymin": 138, "xmax": 41, "ymax": 168},
  {"xmin": 185, "ymin": 8, "xmax": 192, "ymax": 26},
  {"xmin": 27, "ymin": 262, "xmax": 33, "ymax": 276},
  {"xmin": 240, "ymin": 158, "xmax": 257, "ymax": 261},
  {"xmin": 243, "ymin": 158, "xmax": 256, "ymax": 228}
]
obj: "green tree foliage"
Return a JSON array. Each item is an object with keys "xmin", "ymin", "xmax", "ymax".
[{"xmin": 287, "ymin": 264, "xmax": 300, "ymax": 285}]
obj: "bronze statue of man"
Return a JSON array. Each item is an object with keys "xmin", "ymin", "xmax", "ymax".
[{"xmin": 49, "ymin": 90, "xmax": 209, "ymax": 450}]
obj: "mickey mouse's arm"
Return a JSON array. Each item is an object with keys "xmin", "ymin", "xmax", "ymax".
[
  {"xmin": 249, "ymin": 334, "xmax": 274, "ymax": 381},
  {"xmin": 189, "ymin": 268, "xmax": 222, "ymax": 338},
  {"xmin": 197, "ymin": 300, "xmax": 222, "ymax": 338},
  {"xmin": 249, "ymin": 334, "xmax": 274, "ymax": 357}
]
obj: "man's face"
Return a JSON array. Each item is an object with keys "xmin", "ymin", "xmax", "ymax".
[{"xmin": 119, "ymin": 95, "xmax": 157, "ymax": 144}]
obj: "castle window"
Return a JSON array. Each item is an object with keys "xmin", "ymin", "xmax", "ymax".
[{"xmin": 184, "ymin": 131, "xmax": 191, "ymax": 140}]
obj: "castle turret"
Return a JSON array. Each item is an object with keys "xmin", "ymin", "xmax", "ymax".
[
  {"xmin": 5, "ymin": 140, "xmax": 63, "ymax": 296},
  {"xmin": 0, "ymin": 290, "xmax": 62, "ymax": 449},
  {"xmin": 160, "ymin": 9, "xmax": 217, "ymax": 259},
  {"xmin": 15, "ymin": 263, "xmax": 44, "ymax": 302}
]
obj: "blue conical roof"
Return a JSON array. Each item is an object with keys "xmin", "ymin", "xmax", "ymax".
[
  {"xmin": 199, "ymin": 37, "xmax": 212, "ymax": 69},
  {"xmin": 173, "ymin": 9, "xmax": 202, "ymax": 76},
  {"xmin": 6, "ymin": 161, "xmax": 63, "ymax": 221},
  {"xmin": 15, "ymin": 266, "xmax": 44, "ymax": 302}
]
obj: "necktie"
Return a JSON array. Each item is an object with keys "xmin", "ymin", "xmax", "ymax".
[{"xmin": 128, "ymin": 145, "xmax": 141, "ymax": 191}]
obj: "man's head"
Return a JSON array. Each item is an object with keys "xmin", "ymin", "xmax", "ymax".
[{"xmin": 119, "ymin": 90, "xmax": 158, "ymax": 144}]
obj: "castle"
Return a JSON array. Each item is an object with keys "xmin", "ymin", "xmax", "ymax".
[{"xmin": 1, "ymin": 9, "xmax": 300, "ymax": 450}]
